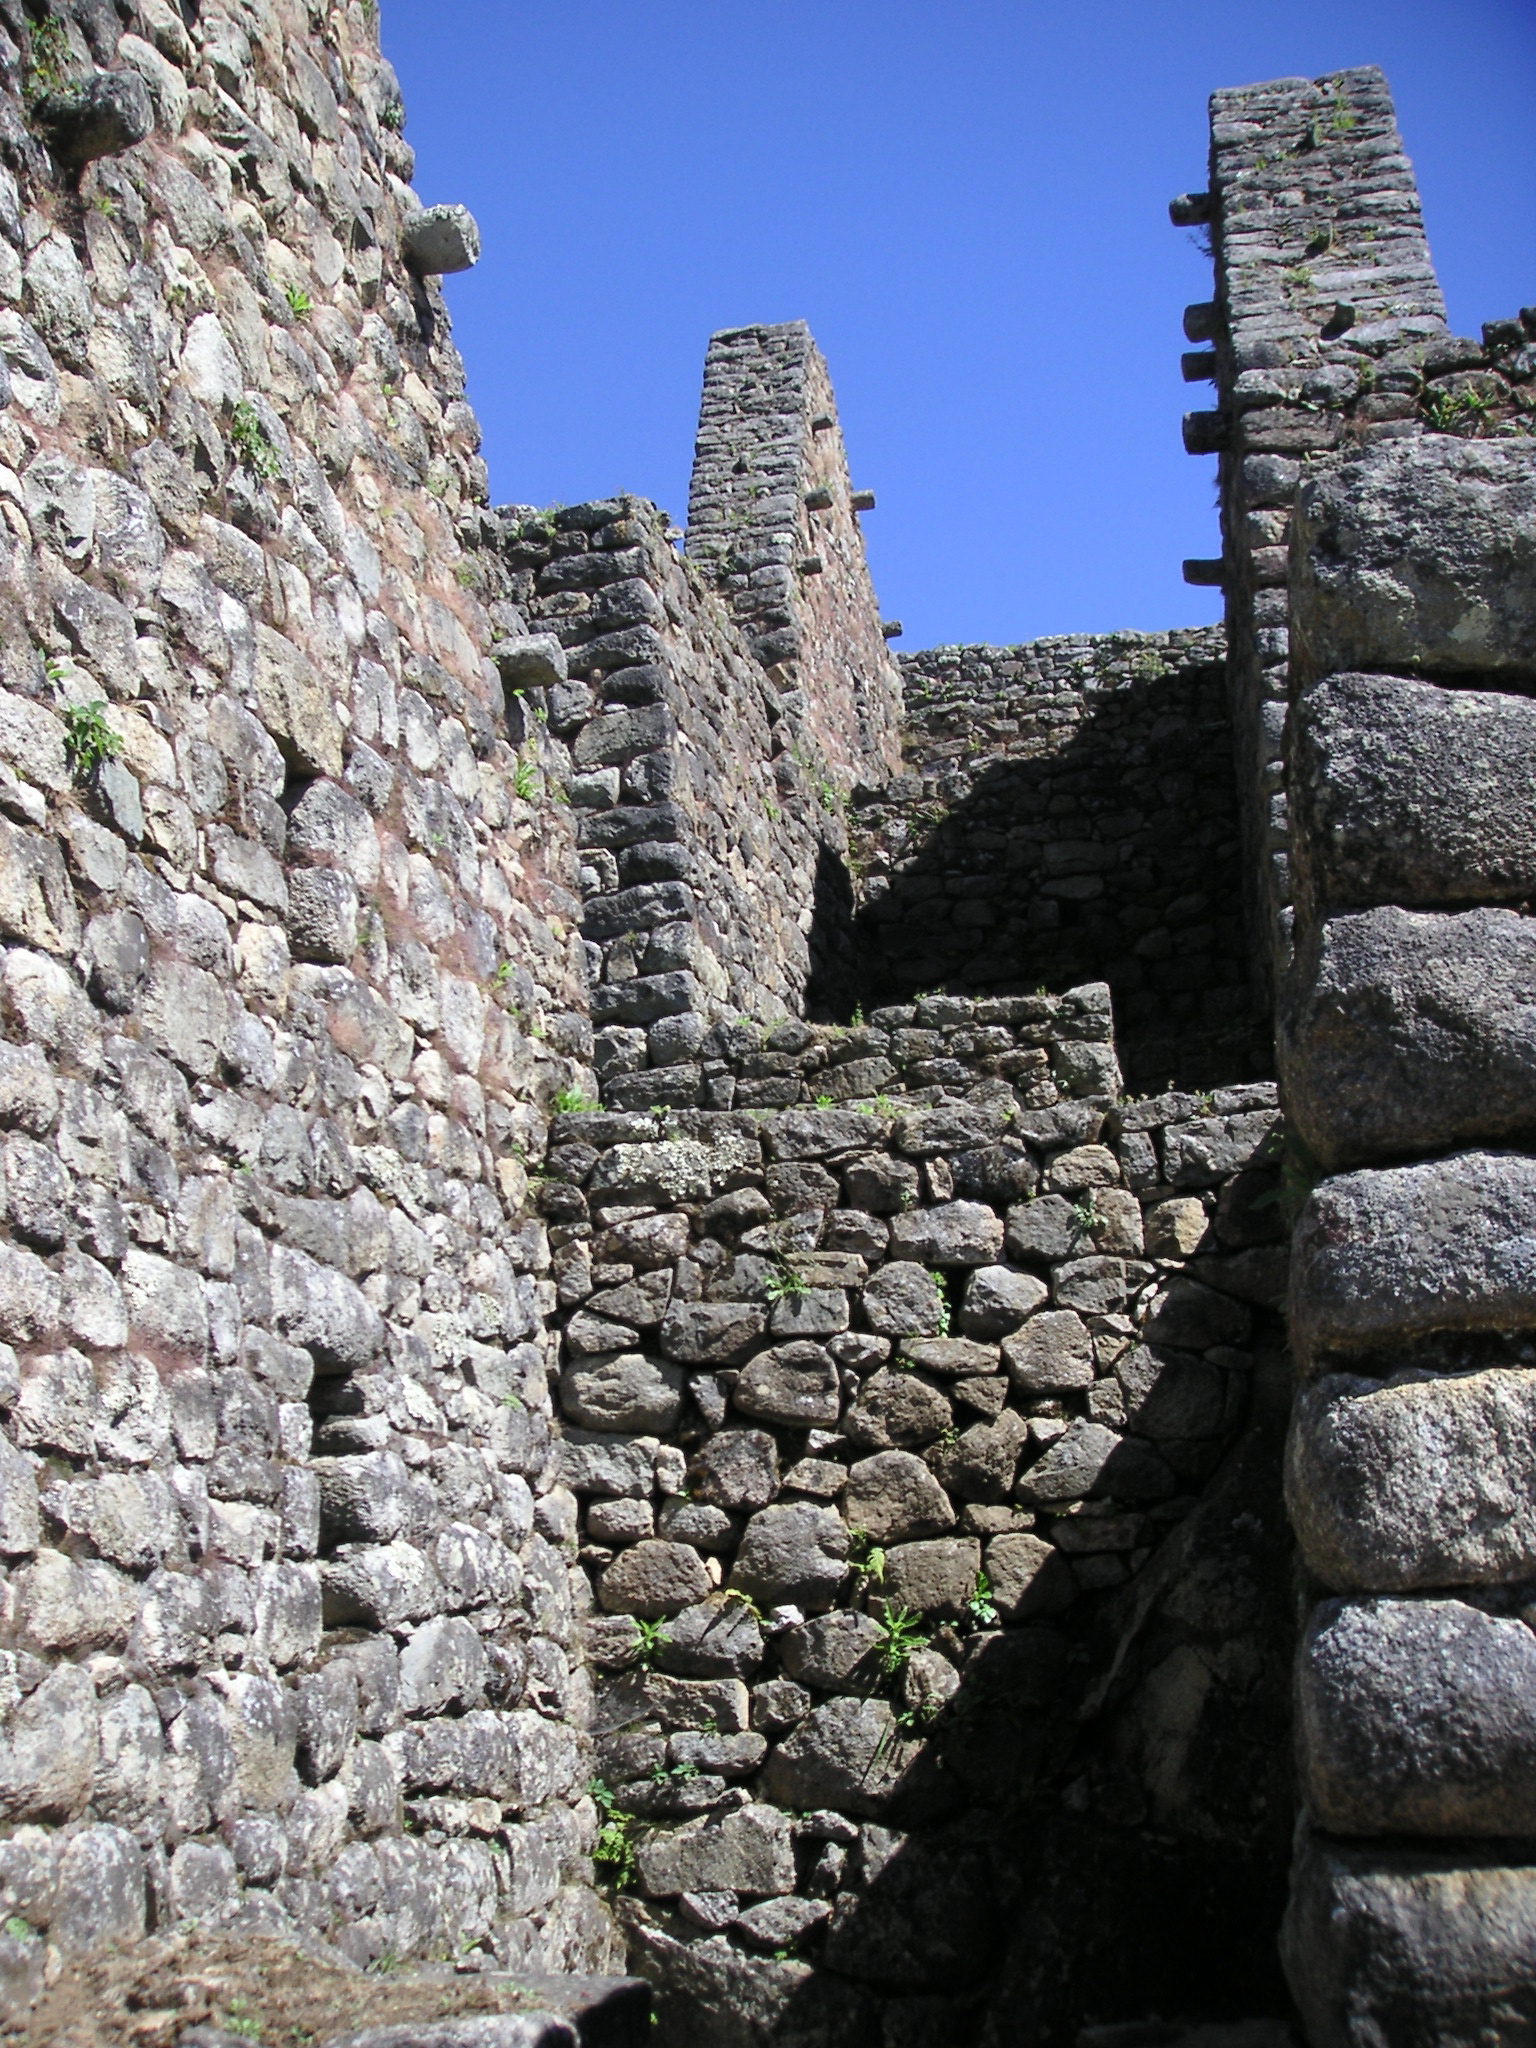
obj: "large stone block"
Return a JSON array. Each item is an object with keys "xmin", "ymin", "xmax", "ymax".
[
  {"xmin": 1287, "ymin": 1367, "xmax": 1536, "ymax": 1591},
  {"xmin": 1291, "ymin": 436, "xmax": 1536, "ymax": 687},
  {"xmin": 1289, "ymin": 671, "xmax": 1536, "ymax": 919},
  {"xmin": 1282, "ymin": 906, "xmax": 1536, "ymax": 1170},
  {"xmin": 1300, "ymin": 1597, "xmax": 1536, "ymax": 1836},
  {"xmin": 1281, "ymin": 1828, "xmax": 1536, "ymax": 2048},
  {"xmin": 1290, "ymin": 1152, "xmax": 1536, "ymax": 1372}
]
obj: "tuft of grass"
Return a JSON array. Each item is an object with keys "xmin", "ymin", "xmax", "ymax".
[
  {"xmin": 284, "ymin": 284, "xmax": 313, "ymax": 319},
  {"xmin": 379, "ymin": 98, "xmax": 405, "ymax": 133},
  {"xmin": 512, "ymin": 749, "xmax": 540, "ymax": 801},
  {"xmin": 25, "ymin": 14, "xmax": 69, "ymax": 97},
  {"xmin": 61, "ymin": 699, "xmax": 121, "ymax": 779},
  {"xmin": 230, "ymin": 399, "xmax": 280, "ymax": 482},
  {"xmin": 553, "ymin": 1085, "xmax": 599, "ymax": 1114}
]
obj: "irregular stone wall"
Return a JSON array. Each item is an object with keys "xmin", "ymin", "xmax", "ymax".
[
  {"xmin": 542, "ymin": 997, "xmax": 1297, "ymax": 2039},
  {"xmin": 685, "ymin": 322, "xmax": 905, "ymax": 789},
  {"xmin": 0, "ymin": 0, "xmax": 622, "ymax": 1987},
  {"xmin": 849, "ymin": 628, "xmax": 1269, "ymax": 1092},
  {"xmin": 487, "ymin": 495, "xmax": 865, "ymax": 1092}
]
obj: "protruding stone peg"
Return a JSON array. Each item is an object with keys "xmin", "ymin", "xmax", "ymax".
[
  {"xmin": 1182, "ymin": 559, "xmax": 1225, "ymax": 587},
  {"xmin": 35, "ymin": 70, "xmax": 153, "ymax": 167},
  {"xmin": 1183, "ymin": 302, "xmax": 1218, "ymax": 343},
  {"xmin": 880, "ymin": 621, "xmax": 903, "ymax": 640},
  {"xmin": 803, "ymin": 487, "xmax": 833, "ymax": 511},
  {"xmin": 1181, "ymin": 351, "xmax": 1217, "ymax": 383},
  {"xmin": 1182, "ymin": 411, "xmax": 1228, "ymax": 456},
  {"xmin": 1169, "ymin": 192, "xmax": 1212, "ymax": 226},
  {"xmin": 402, "ymin": 203, "xmax": 481, "ymax": 276},
  {"xmin": 850, "ymin": 490, "xmax": 875, "ymax": 512}
]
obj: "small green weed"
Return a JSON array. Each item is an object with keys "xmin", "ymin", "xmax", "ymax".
[
  {"xmin": 723, "ymin": 1588, "xmax": 766, "ymax": 1624},
  {"xmin": 848, "ymin": 1529, "xmax": 885, "ymax": 1585},
  {"xmin": 285, "ymin": 284, "xmax": 313, "ymax": 318},
  {"xmin": 379, "ymin": 98, "xmax": 405, "ymax": 133},
  {"xmin": 1422, "ymin": 384, "xmax": 1497, "ymax": 436},
  {"xmin": 230, "ymin": 399, "xmax": 280, "ymax": 482},
  {"xmin": 851, "ymin": 1005, "xmax": 865, "ymax": 1027},
  {"xmin": 93, "ymin": 192, "xmax": 116, "ymax": 217},
  {"xmin": 633, "ymin": 1617, "xmax": 671, "ymax": 1669},
  {"xmin": 1070, "ymin": 1195, "xmax": 1099, "ymax": 1241},
  {"xmin": 814, "ymin": 1093, "xmax": 834, "ymax": 1109},
  {"xmin": 765, "ymin": 1264, "xmax": 809, "ymax": 1305},
  {"xmin": 1283, "ymin": 266, "xmax": 1314, "ymax": 293},
  {"xmin": 553, "ymin": 1085, "xmax": 598, "ymax": 1114},
  {"xmin": 3, "ymin": 1916, "xmax": 33, "ymax": 1941},
  {"xmin": 589, "ymin": 1779, "xmax": 638, "ymax": 1888},
  {"xmin": 928, "ymin": 1270, "xmax": 951, "ymax": 1337},
  {"xmin": 61, "ymin": 699, "xmax": 121, "ymax": 780},
  {"xmin": 513, "ymin": 749, "xmax": 540, "ymax": 801},
  {"xmin": 967, "ymin": 1569, "xmax": 998, "ymax": 1629},
  {"xmin": 763, "ymin": 799, "xmax": 780, "ymax": 822},
  {"xmin": 874, "ymin": 1603, "xmax": 929, "ymax": 1678}
]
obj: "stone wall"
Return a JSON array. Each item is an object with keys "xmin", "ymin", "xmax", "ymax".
[
  {"xmin": 0, "ymin": 0, "xmax": 622, "ymax": 1985},
  {"xmin": 1274, "ymin": 427, "xmax": 1536, "ymax": 2039},
  {"xmin": 686, "ymin": 322, "xmax": 904, "ymax": 791},
  {"xmin": 849, "ymin": 628, "xmax": 1269, "ymax": 1093},
  {"xmin": 543, "ymin": 994, "xmax": 1298, "ymax": 2039},
  {"xmin": 489, "ymin": 494, "xmax": 865, "ymax": 1097}
]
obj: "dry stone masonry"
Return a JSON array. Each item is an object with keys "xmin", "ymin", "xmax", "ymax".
[{"xmin": 0, "ymin": 10, "xmax": 1527, "ymax": 2044}]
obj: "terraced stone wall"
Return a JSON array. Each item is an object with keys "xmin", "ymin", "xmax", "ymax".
[
  {"xmin": 543, "ymin": 1000, "xmax": 1298, "ymax": 2039},
  {"xmin": 0, "ymin": 0, "xmax": 621, "ymax": 1990},
  {"xmin": 849, "ymin": 628, "xmax": 1268, "ymax": 1093}
]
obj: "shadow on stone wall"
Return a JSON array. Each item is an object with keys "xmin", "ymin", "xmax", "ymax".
[
  {"xmin": 631, "ymin": 1346, "xmax": 1297, "ymax": 2048},
  {"xmin": 847, "ymin": 667, "xmax": 1272, "ymax": 1095}
]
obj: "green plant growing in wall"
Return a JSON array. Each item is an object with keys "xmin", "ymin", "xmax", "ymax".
[
  {"xmin": 633, "ymin": 1617, "xmax": 671, "ymax": 1670},
  {"xmin": 588, "ymin": 1780, "xmax": 638, "ymax": 1889},
  {"xmin": 723, "ymin": 1587, "xmax": 766, "ymax": 1624},
  {"xmin": 873, "ymin": 1603, "xmax": 929, "ymax": 1679},
  {"xmin": 967, "ymin": 1569, "xmax": 999, "ymax": 1629},
  {"xmin": 928, "ymin": 1270, "xmax": 952, "ymax": 1337},
  {"xmin": 25, "ymin": 14, "xmax": 69, "ymax": 96},
  {"xmin": 379, "ymin": 98, "xmax": 405, "ymax": 133},
  {"xmin": 765, "ymin": 1263, "xmax": 809, "ymax": 1305},
  {"xmin": 815, "ymin": 1093, "xmax": 834, "ymax": 1109},
  {"xmin": 285, "ymin": 284, "xmax": 313, "ymax": 319},
  {"xmin": 230, "ymin": 400, "xmax": 280, "ymax": 482},
  {"xmin": 552, "ymin": 1085, "xmax": 598, "ymax": 1114},
  {"xmin": 61, "ymin": 700, "xmax": 121, "ymax": 780},
  {"xmin": 512, "ymin": 748, "xmax": 540, "ymax": 801},
  {"xmin": 1070, "ymin": 1194, "xmax": 1099, "ymax": 1243},
  {"xmin": 848, "ymin": 1529, "xmax": 885, "ymax": 1586}
]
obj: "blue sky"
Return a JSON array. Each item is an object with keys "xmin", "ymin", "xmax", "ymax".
[{"xmin": 382, "ymin": 1, "xmax": 1536, "ymax": 651}]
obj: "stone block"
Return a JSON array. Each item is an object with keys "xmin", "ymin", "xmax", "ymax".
[
  {"xmin": 842, "ymin": 1451, "xmax": 955, "ymax": 1545},
  {"xmin": 1281, "ymin": 906, "xmax": 1536, "ymax": 1170},
  {"xmin": 1291, "ymin": 1152, "xmax": 1536, "ymax": 1371},
  {"xmin": 961, "ymin": 1264, "xmax": 1048, "ymax": 1338},
  {"xmin": 559, "ymin": 1353, "xmax": 685, "ymax": 1434},
  {"xmin": 1299, "ymin": 1596, "xmax": 1536, "ymax": 1836},
  {"xmin": 1291, "ymin": 670, "xmax": 1536, "ymax": 920},
  {"xmin": 1291, "ymin": 436, "xmax": 1536, "ymax": 687},
  {"xmin": 402, "ymin": 202, "xmax": 481, "ymax": 275},
  {"xmin": 759, "ymin": 1696, "xmax": 921, "ymax": 1819},
  {"xmin": 842, "ymin": 1368, "xmax": 951, "ymax": 1451},
  {"xmin": 888, "ymin": 1200, "xmax": 1003, "ymax": 1268},
  {"xmin": 1287, "ymin": 1366, "xmax": 1536, "ymax": 1591},
  {"xmin": 690, "ymin": 1428, "xmax": 779, "ymax": 1511},
  {"xmin": 732, "ymin": 1340, "xmax": 840, "ymax": 1428},
  {"xmin": 1281, "ymin": 1830, "xmax": 1536, "ymax": 2048},
  {"xmin": 985, "ymin": 1532, "xmax": 1076, "ymax": 1619},
  {"xmin": 880, "ymin": 1536, "xmax": 980, "ymax": 1619},
  {"xmin": 1003, "ymin": 1310, "xmax": 1093, "ymax": 1394},
  {"xmin": 861, "ymin": 1261, "xmax": 945, "ymax": 1338},
  {"xmin": 598, "ymin": 1540, "xmax": 710, "ymax": 1618},
  {"xmin": 730, "ymin": 1502, "xmax": 849, "ymax": 1613},
  {"xmin": 779, "ymin": 1611, "xmax": 885, "ymax": 1692}
]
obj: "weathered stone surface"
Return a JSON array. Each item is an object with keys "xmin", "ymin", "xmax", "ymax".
[
  {"xmin": 1002, "ymin": 1310, "xmax": 1093, "ymax": 1394},
  {"xmin": 1281, "ymin": 1830, "xmax": 1536, "ymax": 2048},
  {"xmin": 36, "ymin": 70, "xmax": 154, "ymax": 168},
  {"xmin": 1281, "ymin": 906, "xmax": 1536, "ymax": 1170},
  {"xmin": 659, "ymin": 1301, "xmax": 767, "ymax": 1365},
  {"xmin": 985, "ymin": 1532, "xmax": 1077, "ymax": 1619},
  {"xmin": 880, "ymin": 1537, "xmax": 981, "ymax": 1619},
  {"xmin": 1291, "ymin": 437, "xmax": 1536, "ymax": 687},
  {"xmin": 778, "ymin": 1611, "xmax": 885, "ymax": 1693},
  {"xmin": 888, "ymin": 1200, "xmax": 1003, "ymax": 1268},
  {"xmin": 1290, "ymin": 1152, "xmax": 1536, "ymax": 1370},
  {"xmin": 689, "ymin": 1429, "xmax": 779, "ymax": 1511},
  {"xmin": 599, "ymin": 1541, "xmax": 711, "ymax": 1618},
  {"xmin": 861, "ymin": 1261, "xmax": 945, "ymax": 1338},
  {"xmin": 731, "ymin": 1341, "xmax": 840, "ymax": 1429},
  {"xmin": 1289, "ymin": 671, "xmax": 1536, "ymax": 920},
  {"xmin": 1015, "ymin": 1420, "xmax": 1174, "ymax": 1506},
  {"xmin": 842, "ymin": 1451, "xmax": 955, "ymax": 1545},
  {"xmin": 759, "ymin": 1697, "xmax": 920, "ymax": 1818},
  {"xmin": 1114, "ymin": 1344, "xmax": 1226, "ymax": 1439},
  {"xmin": 560, "ymin": 1354, "xmax": 685, "ymax": 1434},
  {"xmin": 402, "ymin": 203, "xmax": 482, "ymax": 275},
  {"xmin": 730, "ymin": 1503, "xmax": 849, "ymax": 1613},
  {"xmin": 657, "ymin": 1599, "xmax": 764, "ymax": 1681},
  {"xmin": 961, "ymin": 1264, "xmax": 1048, "ymax": 1338},
  {"xmin": 635, "ymin": 1802, "xmax": 795, "ymax": 1899},
  {"xmin": 1299, "ymin": 1597, "xmax": 1536, "ymax": 1837},
  {"xmin": 1287, "ymin": 1367, "xmax": 1536, "ymax": 1591}
]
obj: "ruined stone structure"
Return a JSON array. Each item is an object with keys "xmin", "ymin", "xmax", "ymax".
[{"xmin": 0, "ymin": 10, "xmax": 1531, "ymax": 2045}]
